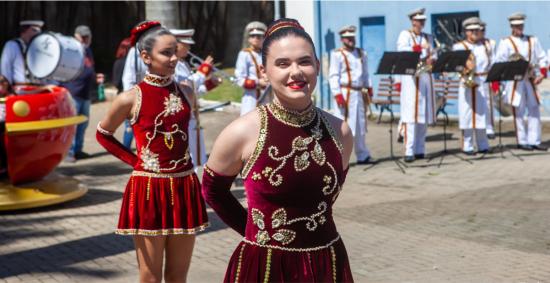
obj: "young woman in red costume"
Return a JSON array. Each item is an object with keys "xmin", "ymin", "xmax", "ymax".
[
  {"xmin": 96, "ymin": 21, "xmax": 210, "ymax": 282},
  {"xmin": 202, "ymin": 18, "xmax": 355, "ymax": 282}
]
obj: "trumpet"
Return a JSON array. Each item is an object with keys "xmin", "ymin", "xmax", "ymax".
[
  {"xmin": 461, "ymin": 53, "xmax": 478, "ymax": 88},
  {"xmin": 188, "ymin": 51, "xmax": 237, "ymax": 83},
  {"xmin": 414, "ymin": 39, "xmax": 442, "ymax": 77}
]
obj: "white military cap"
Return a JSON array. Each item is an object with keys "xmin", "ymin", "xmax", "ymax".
[
  {"xmin": 462, "ymin": 17, "xmax": 482, "ymax": 30},
  {"xmin": 339, "ymin": 25, "xmax": 356, "ymax": 37},
  {"xmin": 19, "ymin": 20, "xmax": 44, "ymax": 27},
  {"xmin": 408, "ymin": 8, "xmax": 427, "ymax": 20},
  {"xmin": 508, "ymin": 12, "xmax": 526, "ymax": 25},
  {"xmin": 479, "ymin": 21, "xmax": 487, "ymax": 30},
  {"xmin": 171, "ymin": 29, "xmax": 195, "ymax": 44},
  {"xmin": 246, "ymin": 21, "xmax": 267, "ymax": 36}
]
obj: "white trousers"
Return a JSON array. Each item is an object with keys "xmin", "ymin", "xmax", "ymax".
[
  {"xmin": 353, "ymin": 124, "xmax": 370, "ymax": 161},
  {"xmin": 485, "ymin": 92, "xmax": 495, "ymax": 135},
  {"xmin": 513, "ymin": 99, "xmax": 541, "ymax": 146},
  {"xmin": 404, "ymin": 123, "xmax": 427, "ymax": 156},
  {"xmin": 462, "ymin": 129, "xmax": 489, "ymax": 152},
  {"xmin": 240, "ymin": 93, "xmax": 258, "ymax": 116}
]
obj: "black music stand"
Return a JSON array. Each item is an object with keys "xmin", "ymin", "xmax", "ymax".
[
  {"xmin": 486, "ymin": 60, "xmax": 529, "ymax": 161},
  {"xmin": 428, "ymin": 50, "xmax": 473, "ymax": 166},
  {"xmin": 365, "ymin": 52, "xmax": 420, "ymax": 174}
]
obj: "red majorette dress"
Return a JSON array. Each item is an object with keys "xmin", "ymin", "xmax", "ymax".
[
  {"xmin": 115, "ymin": 73, "xmax": 209, "ymax": 236},
  {"xmin": 203, "ymin": 101, "xmax": 353, "ymax": 282}
]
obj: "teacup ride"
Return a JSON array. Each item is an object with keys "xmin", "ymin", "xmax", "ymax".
[{"xmin": 0, "ymin": 32, "xmax": 89, "ymax": 211}]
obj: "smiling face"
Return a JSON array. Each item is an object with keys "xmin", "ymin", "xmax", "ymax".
[
  {"xmin": 262, "ymin": 35, "xmax": 319, "ymax": 108},
  {"xmin": 141, "ymin": 34, "xmax": 178, "ymax": 76}
]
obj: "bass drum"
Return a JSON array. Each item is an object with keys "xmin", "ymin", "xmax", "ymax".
[{"xmin": 26, "ymin": 32, "xmax": 85, "ymax": 82}]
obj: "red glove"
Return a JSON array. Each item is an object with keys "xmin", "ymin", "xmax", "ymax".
[
  {"xmin": 204, "ymin": 77, "xmax": 222, "ymax": 91},
  {"xmin": 334, "ymin": 94, "xmax": 346, "ymax": 107},
  {"xmin": 367, "ymin": 87, "xmax": 373, "ymax": 98},
  {"xmin": 491, "ymin": 81, "xmax": 500, "ymax": 93},
  {"xmin": 412, "ymin": 44, "xmax": 422, "ymax": 53},
  {"xmin": 96, "ymin": 123, "xmax": 138, "ymax": 167},
  {"xmin": 540, "ymin": 67, "xmax": 548, "ymax": 78},
  {"xmin": 243, "ymin": 78, "xmax": 257, "ymax": 90},
  {"xmin": 394, "ymin": 82, "xmax": 401, "ymax": 92},
  {"xmin": 197, "ymin": 62, "xmax": 213, "ymax": 76}
]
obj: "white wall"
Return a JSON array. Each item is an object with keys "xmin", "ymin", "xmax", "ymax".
[{"xmin": 284, "ymin": 0, "xmax": 317, "ymax": 45}]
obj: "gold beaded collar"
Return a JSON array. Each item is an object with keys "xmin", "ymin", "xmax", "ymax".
[
  {"xmin": 144, "ymin": 73, "xmax": 174, "ymax": 87},
  {"xmin": 268, "ymin": 101, "xmax": 316, "ymax": 127}
]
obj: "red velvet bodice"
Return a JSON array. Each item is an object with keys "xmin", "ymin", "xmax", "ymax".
[
  {"xmin": 242, "ymin": 103, "xmax": 345, "ymax": 250},
  {"xmin": 132, "ymin": 76, "xmax": 193, "ymax": 173}
]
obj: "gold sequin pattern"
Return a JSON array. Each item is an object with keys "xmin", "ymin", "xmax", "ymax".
[
  {"xmin": 242, "ymin": 106, "xmax": 268, "ymax": 178},
  {"xmin": 241, "ymin": 234, "xmax": 340, "ymax": 252},
  {"xmin": 263, "ymin": 248, "xmax": 272, "ymax": 283},
  {"xmin": 267, "ymin": 101, "xmax": 316, "ymax": 127},
  {"xmin": 129, "ymin": 86, "xmax": 142, "ymax": 125},
  {"xmin": 132, "ymin": 169, "xmax": 194, "ymax": 178},
  {"xmin": 143, "ymin": 73, "xmax": 174, "ymax": 87},
  {"xmin": 146, "ymin": 176, "xmax": 151, "ymax": 201},
  {"xmin": 115, "ymin": 223, "xmax": 210, "ymax": 236},
  {"xmin": 330, "ymin": 246, "xmax": 337, "ymax": 282},
  {"xmin": 235, "ymin": 243, "xmax": 246, "ymax": 283},
  {"xmin": 170, "ymin": 177, "xmax": 174, "ymax": 206},
  {"xmin": 204, "ymin": 166, "xmax": 215, "ymax": 177},
  {"xmin": 130, "ymin": 176, "xmax": 135, "ymax": 207}
]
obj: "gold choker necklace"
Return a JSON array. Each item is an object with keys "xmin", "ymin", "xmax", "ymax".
[
  {"xmin": 268, "ymin": 101, "xmax": 316, "ymax": 127},
  {"xmin": 144, "ymin": 73, "xmax": 173, "ymax": 87}
]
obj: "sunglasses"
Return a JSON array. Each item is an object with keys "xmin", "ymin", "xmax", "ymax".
[
  {"xmin": 249, "ymin": 34, "xmax": 264, "ymax": 39},
  {"xmin": 30, "ymin": 27, "xmax": 41, "ymax": 33}
]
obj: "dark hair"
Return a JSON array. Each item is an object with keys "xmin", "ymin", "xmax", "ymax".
[
  {"xmin": 261, "ymin": 18, "xmax": 317, "ymax": 66},
  {"xmin": 137, "ymin": 27, "xmax": 173, "ymax": 53},
  {"xmin": 115, "ymin": 37, "xmax": 132, "ymax": 59}
]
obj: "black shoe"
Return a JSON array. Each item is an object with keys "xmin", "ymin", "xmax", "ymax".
[
  {"xmin": 462, "ymin": 150, "xmax": 475, "ymax": 156},
  {"xmin": 414, "ymin": 154, "xmax": 425, "ymax": 159},
  {"xmin": 75, "ymin": 151, "xmax": 92, "ymax": 159},
  {"xmin": 397, "ymin": 135, "xmax": 404, "ymax": 143},
  {"xmin": 518, "ymin": 145, "xmax": 533, "ymax": 151},
  {"xmin": 530, "ymin": 145, "xmax": 548, "ymax": 151},
  {"xmin": 487, "ymin": 134, "xmax": 496, "ymax": 140},
  {"xmin": 357, "ymin": 156, "xmax": 376, "ymax": 165},
  {"xmin": 478, "ymin": 149, "xmax": 489, "ymax": 154},
  {"xmin": 404, "ymin": 155, "xmax": 415, "ymax": 163}
]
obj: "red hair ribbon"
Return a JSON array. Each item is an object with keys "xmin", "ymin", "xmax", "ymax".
[
  {"xmin": 130, "ymin": 21, "xmax": 161, "ymax": 46},
  {"xmin": 265, "ymin": 21, "xmax": 304, "ymax": 38}
]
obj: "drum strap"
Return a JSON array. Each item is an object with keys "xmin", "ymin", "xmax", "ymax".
[{"xmin": 14, "ymin": 38, "xmax": 31, "ymax": 82}]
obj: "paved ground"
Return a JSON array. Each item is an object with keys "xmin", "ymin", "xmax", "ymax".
[{"xmin": 1, "ymin": 100, "xmax": 550, "ymax": 283}]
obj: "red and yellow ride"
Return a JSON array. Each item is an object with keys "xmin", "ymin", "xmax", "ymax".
[{"xmin": 0, "ymin": 85, "xmax": 88, "ymax": 210}]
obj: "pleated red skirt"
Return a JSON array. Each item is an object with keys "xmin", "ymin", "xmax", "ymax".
[
  {"xmin": 224, "ymin": 238, "xmax": 354, "ymax": 282},
  {"xmin": 116, "ymin": 170, "xmax": 209, "ymax": 236}
]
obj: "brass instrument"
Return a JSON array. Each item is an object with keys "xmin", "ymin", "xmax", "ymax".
[
  {"xmin": 508, "ymin": 52, "xmax": 538, "ymax": 79},
  {"xmin": 188, "ymin": 51, "xmax": 237, "ymax": 83},
  {"xmin": 461, "ymin": 52, "xmax": 478, "ymax": 88},
  {"xmin": 414, "ymin": 38, "xmax": 442, "ymax": 77}
]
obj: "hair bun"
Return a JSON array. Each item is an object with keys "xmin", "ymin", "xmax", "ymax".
[
  {"xmin": 265, "ymin": 20, "xmax": 304, "ymax": 38},
  {"xmin": 130, "ymin": 21, "xmax": 161, "ymax": 46}
]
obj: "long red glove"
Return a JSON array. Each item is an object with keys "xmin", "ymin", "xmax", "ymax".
[
  {"xmin": 243, "ymin": 78, "xmax": 257, "ymax": 90},
  {"xmin": 197, "ymin": 62, "xmax": 213, "ymax": 76},
  {"xmin": 540, "ymin": 67, "xmax": 548, "ymax": 78},
  {"xmin": 201, "ymin": 166, "xmax": 247, "ymax": 236},
  {"xmin": 334, "ymin": 93, "xmax": 346, "ymax": 107},
  {"xmin": 490, "ymin": 81, "xmax": 500, "ymax": 93},
  {"xmin": 412, "ymin": 44, "xmax": 422, "ymax": 53},
  {"xmin": 96, "ymin": 123, "xmax": 138, "ymax": 167}
]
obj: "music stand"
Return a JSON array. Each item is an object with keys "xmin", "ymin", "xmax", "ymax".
[
  {"xmin": 365, "ymin": 51, "xmax": 420, "ymax": 174},
  {"xmin": 428, "ymin": 50, "xmax": 473, "ymax": 166},
  {"xmin": 486, "ymin": 59, "xmax": 529, "ymax": 161}
]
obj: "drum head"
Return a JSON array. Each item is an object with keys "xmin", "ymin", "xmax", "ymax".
[{"xmin": 26, "ymin": 33, "xmax": 61, "ymax": 79}]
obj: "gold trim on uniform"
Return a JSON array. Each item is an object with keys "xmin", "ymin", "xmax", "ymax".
[
  {"xmin": 129, "ymin": 86, "xmax": 142, "ymax": 125},
  {"xmin": 241, "ymin": 234, "xmax": 341, "ymax": 252},
  {"xmin": 267, "ymin": 101, "xmax": 316, "ymax": 127},
  {"xmin": 330, "ymin": 245, "xmax": 337, "ymax": 282},
  {"xmin": 263, "ymin": 248, "xmax": 272, "ymax": 283},
  {"xmin": 143, "ymin": 73, "xmax": 174, "ymax": 87},
  {"xmin": 235, "ymin": 243, "xmax": 246, "ymax": 282},
  {"xmin": 131, "ymin": 169, "xmax": 195, "ymax": 178},
  {"xmin": 242, "ymin": 106, "xmax": 269, "ymax": 178},
  {"xmin": 115, "ymin": 223, "xmax": 210, "ymax": 236}
]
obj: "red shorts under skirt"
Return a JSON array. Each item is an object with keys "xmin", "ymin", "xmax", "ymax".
[
  {"xmin": 116, "ymin": 170, "xmax": 209, "ymax": 236},
  {"xmin": 224, "ymin": 237, "xmax": 354, "ymax": 282}
]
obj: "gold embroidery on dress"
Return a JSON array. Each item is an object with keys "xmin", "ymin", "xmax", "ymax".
[
  {"xmin": 263, "ymin": 248, "xmax": 272, "ymax": 283},
  {"xmin": 235, "ymin": 243, "xmax": 246, "ymax": 283},
  {"xmin": 242, "ymin": 106, "xmax": 268, "ymax": 178},
  {"xmin": 330, "ymin": 245, "xmax": 337, "ymax": 282},
  {"xmin": 268, "ymin": 100, "xmax": 316, "ymax": 127},
  {"xmin": 144, "ymin": 73, "xmax": 173, "ymax": 87},
  {"xmin": 139, "ymin": 84, "xmax": 190, "ymax": 172}
]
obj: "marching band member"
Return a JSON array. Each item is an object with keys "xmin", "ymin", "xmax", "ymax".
[
  {"xmin": 396, "ymin": 8, "xmax": 437, "ymax": 162},
  {"xmin": 203, "ymin": 18, "xmax": 354, "ymax": 282},
  {"xmin": 172, "ymin": 29, "xmax": 218, "ymax": 169},
  {"xmin": 480, "ymin": 21, "xmax": 498, "ymax": 139},
  {"xmin": 495, "ymin": 12, "xmax": 548, "ymax": 151},
  {"xmin": 0, "ymin": 20, "xmax": 43, "ymax": 84},
  {"xmin": 96, "ymin": 21, "xmax": 209, "ymax": 282},
  {"xmin": 235, "ymin": 21, "xmax": 268, "ymax": 116},
  {"xmin": 452, "ymin": 17, "xmax": 490, "ymax": 154},
  {"xmin": 329, "ymin": 25, "xmax": 374, "ymax": 164}
]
